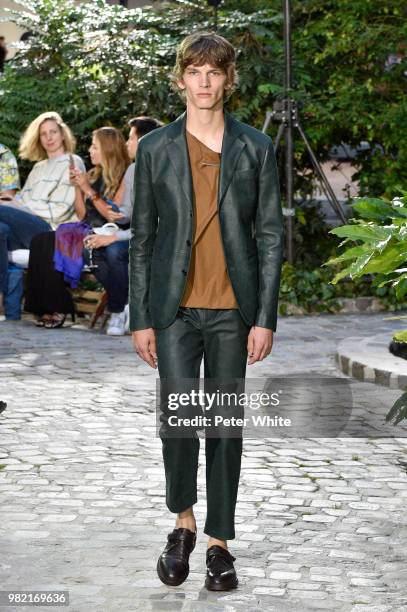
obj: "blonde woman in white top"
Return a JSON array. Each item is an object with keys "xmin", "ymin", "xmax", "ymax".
[{"xmin": 0, "ymin": 111, "xmax": 85, "ymax": 319}]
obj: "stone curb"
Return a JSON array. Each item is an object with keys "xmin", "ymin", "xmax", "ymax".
[{"xmin": 336, "ymin": 333, "xmax": 407, "ymax": 391}]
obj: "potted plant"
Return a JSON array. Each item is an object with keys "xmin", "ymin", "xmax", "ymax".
[{"xmin": 324, "ymin": 192, "xmax": 407, "ymax": 359}]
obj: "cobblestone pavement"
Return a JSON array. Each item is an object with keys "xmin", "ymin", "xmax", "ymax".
[{"xmin": 1, "ymin": 312, "xmax": 407, "ymax": 612}]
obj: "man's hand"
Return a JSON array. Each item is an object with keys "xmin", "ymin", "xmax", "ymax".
[
  {"xmin": 132, "ymin": 328, "xmax": 157, "ymax": 369},
  {"xmin": 247, "ymin": 326, "xmax": 274, "ymax": 365}
]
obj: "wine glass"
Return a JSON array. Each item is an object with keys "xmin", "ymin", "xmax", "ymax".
[{"xmin": 84, "ymin": 229, "xmax": 98, "ymax": 270}]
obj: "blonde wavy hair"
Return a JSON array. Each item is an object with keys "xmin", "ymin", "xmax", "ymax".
[
  {"xmin": 19, "ymin": 111, "xmax": 76, "ymax": 162},
  {"xmin": 88, "ymin": 127, "xmax": 130, "ymax": 198}
]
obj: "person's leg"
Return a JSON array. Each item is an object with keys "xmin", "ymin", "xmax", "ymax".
[
  {"xmin": 0, "ymin": 221, "xmax": 11, "ymax": 297},
  {"xmin": 155, "ymin": 308, "xmax": 205, "ymax": 586},
  {"xmin": 0, "ymin": 206, "xmax": 51, "ymax": 250},
  {"xmin": 201, "ymin": 309, "xmax": 250, "ymax": 544},
  {"xmin": 94, "ymin": 240, "xmax": 129, "ymax": 313},
  {"xmin": 25, "ymin": 231, "xmax": 74, "ymax": 318},
  {"xmin": 156, "ymin": 309, "xmax": 204, "ymax": 528},
  {"xmin": 0, "ymin": 207, "xmax": 51, "ymax": 312}
]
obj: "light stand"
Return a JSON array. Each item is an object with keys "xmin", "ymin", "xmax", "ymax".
[
  {"xmin": 263, "ymin": 0, "xmax": 347, "ymax": 263},
  {"xmin": 207, "ymin": 0, "xmax": 222, "ymax": 31}
]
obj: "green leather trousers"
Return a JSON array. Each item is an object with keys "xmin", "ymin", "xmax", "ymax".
[{"xmin": 155, "ymin": 307, "xmax": 250, "ymax": 541}]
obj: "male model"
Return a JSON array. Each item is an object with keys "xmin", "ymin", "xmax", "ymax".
[{"xmin": 129, "ymin": 32, "xmax": 284, "ymax": 591}]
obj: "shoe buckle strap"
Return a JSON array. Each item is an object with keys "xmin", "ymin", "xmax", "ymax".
[
  {"xmin": 167, "ymin": 533, "xmax": 195, "ymax": 551},
  {"xmin": 207, "ymin": 549, "xmax": 235, "ymax": 565}
]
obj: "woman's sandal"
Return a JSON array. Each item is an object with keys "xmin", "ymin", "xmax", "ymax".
[
  {"xmin": 35, "ymin": 314, "xmax": 53, "ymax": 327},
  {"xmin": 44, "ymin": 313, "xmax": 67, "ymax": 329}
]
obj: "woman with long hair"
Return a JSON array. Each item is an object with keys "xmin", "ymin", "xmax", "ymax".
[
  {"xmin": 25, "ymin": 126, "xmax": 131, "ymax": 330},
  {"xmin": 0, "ymin": 111, "xmax": 85, "ymax": 319},
  {"xmin": 81, "ymin": 117, "xmax": 163, "ymax": 334}
]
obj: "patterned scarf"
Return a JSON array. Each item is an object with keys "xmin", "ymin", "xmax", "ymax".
[{"xmin": 54, "ymin": 221, "xmax": 91, "ymax": 288}]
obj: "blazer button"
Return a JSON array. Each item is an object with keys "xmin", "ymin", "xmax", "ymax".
[
  {"xmin": 186, "ymin": 240, "xmax": 191, "ymax": 246},
  {"xmin": 182, "ymin": 269, "xmax": 187, "ymax": 275}
]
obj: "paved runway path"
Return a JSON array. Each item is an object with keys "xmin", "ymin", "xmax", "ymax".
[{"xmin": 0, "ymin": 312, "xmax": 406, "ymax": 611}]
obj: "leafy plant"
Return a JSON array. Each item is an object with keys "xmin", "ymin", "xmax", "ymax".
[
  {"xmin": 324, "ymin": 192, "xmax": 407, "ymax": 370},
  {"xmin": 278, "ymin": 199, "xmax": 406, "ymax": 314},
  {"xmin": 386, "ymin": 391, "xmax": 407, "ymax": 425},
  {"xmin": 325, "ymin": 193, "xmax": 407, "ymax": 303},
  {"xmin": 394, "ymin": 330, "xmax": 407, "ymax": 343}
]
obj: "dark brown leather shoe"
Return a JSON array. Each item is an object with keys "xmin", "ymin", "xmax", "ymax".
[
  {"xmin": 156, "ymin": 527, "xmax": 197, "ymax": 586},
  {"xmin": 205, "ymin": 545, "xmax": 238, "ymax": 591}
]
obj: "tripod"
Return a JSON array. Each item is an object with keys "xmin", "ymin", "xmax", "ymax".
[
  {"xmin": 207, "ymin": 0, "xmax": 222, "ymax": 30},
  {"xmin": 262, "ymin": 0, "xmax": 347, "ymax": 264}
]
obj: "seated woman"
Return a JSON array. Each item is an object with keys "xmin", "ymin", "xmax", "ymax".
[
  {"xmin": 82, "ymin": 116, "xmax": 163, "ymax": 335},
  {"xmin": 0, "ymin": 111, "xmax": 85, "ymax": 318},
  {"xmin": 25, "ymin": 126, "xmax": 130, "ymax": 330}
]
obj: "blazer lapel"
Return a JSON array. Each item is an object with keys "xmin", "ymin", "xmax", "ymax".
[
  {"xmin": 165, "ymin": 112, "xmax": 194, "ymax": 210},
  {"xmin": 218, "ymin": 112, "xmax": 246, "ymax": 208},
  {"xmin": 165, "ymin": 110, "xmax": 245, "ymax": 210}
]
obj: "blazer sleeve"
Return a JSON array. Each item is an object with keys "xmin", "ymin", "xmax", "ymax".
[
  {"xmin": 254, "ymin": 140, "xmax": 284, "ymax": 331},
  {"xmin": 128, "ymin": 144, "xmax": 158, "ymax": 331}
]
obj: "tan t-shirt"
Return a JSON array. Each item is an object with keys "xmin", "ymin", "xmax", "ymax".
[{"xmin": 180, "ymin": 131, "xmax": 238, "ymax": 309}]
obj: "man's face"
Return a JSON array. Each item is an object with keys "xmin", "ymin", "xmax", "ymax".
[
  {"xmin": 126, "ymin": 127, "xmax": 139, "ymax": 161},
  {"xmin": 177, "ymin": 63, "xmax": 229, "ymax": 111}
]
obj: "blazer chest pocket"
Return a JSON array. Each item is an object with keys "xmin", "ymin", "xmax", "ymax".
[
  {"xmin": 231, "ymin": 168, "xmax": 258, "ymax": 207},
  {"xmin": 234, "ymin": 168, "xmax": 257, "ymax": 181},
  {"xmin": 232, "ymin": 168, "xmax": 257, "ymax": 191}
]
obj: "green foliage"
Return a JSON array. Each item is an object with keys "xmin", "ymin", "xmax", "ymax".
[
  {"xmin": 252, "ymin": 0, "xmax": 407, "ymax": 198},
  {"xmin": 78, "ymin": 276, "xmax": 104, "ymax": 292},
  {"xmin": 286, "ymin": 0, "xmax": 407, "ymax": 199},
  {"xmin": 279, "ymin": 262, "xmax": 340, "ymax": 313},
  {"xmin": 322, "ymin": 191, "xmax": 407, "ymax": 455},
  {"xmin": 386, "ymin": 391, "xmax": 407, "ymax": 425},
  {"xmin": 394, "ymin": 329, "xmax": 407, "ymax": 343},
  {"xmin": 325, "ymin": 193, "xmax": 407, "ymax": 301},
  {"xmin": 0, "ymin": 0, "xmax": 282, "ymax": 169},
  {"xmin": 386, "ymin": 329, "xmax": 407, "ymax": 425},
  {"xmin": 279, "ymin": 201, "xmax": 405, "ymax": 313},
  {"xmin": 279, "ymin": 259, "xmax": 405, "ymax": 315},
  {"xmin": 291, "ymin": 201, "xmax": 338, "ymax": 268},
  {"xmin": 0, "ymin": 0, "xmax": 405, "ymax": 198}
]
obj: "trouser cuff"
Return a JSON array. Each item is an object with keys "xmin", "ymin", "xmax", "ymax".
[
  {"xmin": 203, "ymin": 524, "xmax": 235, "ymax": 541},
  {"xmin": 167, "ymin": 490, "xmax": 197, "ymax": 514}
]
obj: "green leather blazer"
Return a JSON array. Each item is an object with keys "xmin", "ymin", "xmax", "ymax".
[{"xmin": 129, "ymin": 111, "xmax": 284, "ymax": 332}]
